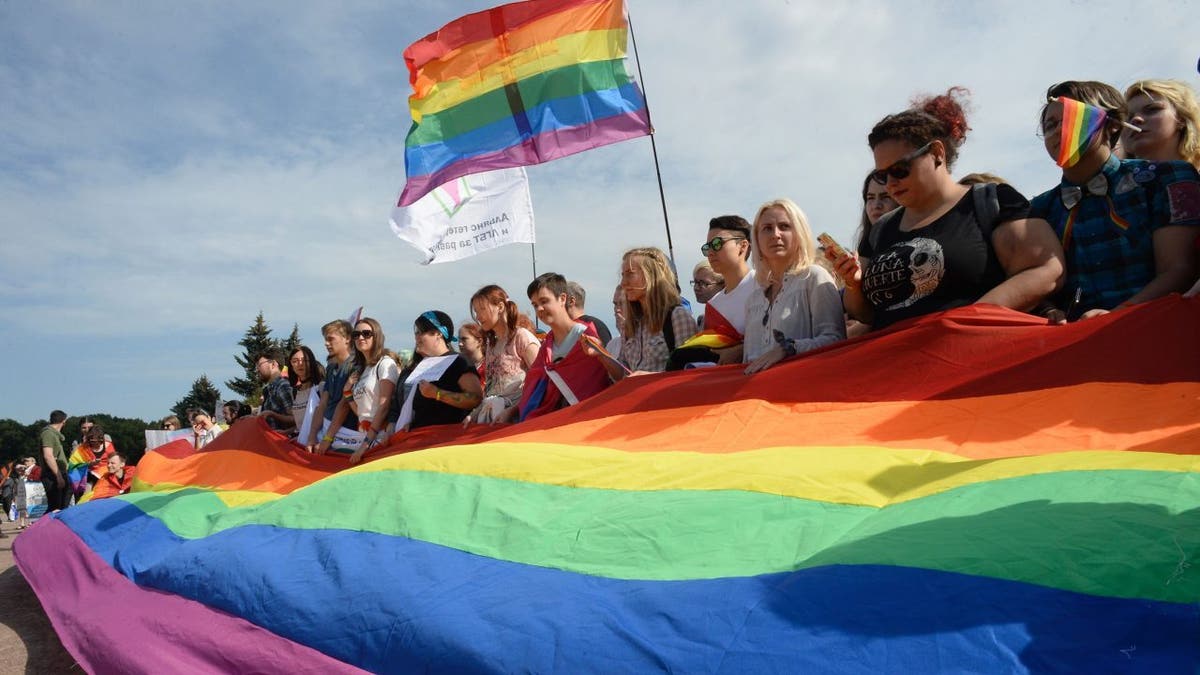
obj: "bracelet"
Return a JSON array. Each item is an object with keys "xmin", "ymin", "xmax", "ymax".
[
  {"xmin": 321, "ymin": 434, "xmax": 334, "ymax": 443},
  {"xmin": 435, "ymin": 389, "xmax": 442, "ymax": 402}
]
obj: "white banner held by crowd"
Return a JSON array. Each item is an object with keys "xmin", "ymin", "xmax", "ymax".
[{"xmin": 390, "ymin": 167, "xmax": 535, "ymax": 265}]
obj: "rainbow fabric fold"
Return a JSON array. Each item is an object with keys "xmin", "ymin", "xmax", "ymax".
[
  {"xmin": 1055, "ymin": 96, "xmax": 1108, "ymax": 168},
  {"xmin": 397, "ymin": 0, "xmax": 651, "ymax": 206},
  {"xmin": 679, "ymin": 301, "xmax": 741, "ymax": 350},
  {"xmin": 66, "ymin": 441, "xmax": 112, "ymax": 498},
  {"xmin": 15, "ymin": 298, "xmax": 1200, "ymax": 673}
]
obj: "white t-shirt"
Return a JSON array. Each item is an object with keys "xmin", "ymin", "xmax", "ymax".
[
  {"xmin": 705, "ymin": 271, "xmax": 757, "ymax": 336},
  {"xmin": 351, "ymin": 356, "xmax": 400, "ymax": 425}
]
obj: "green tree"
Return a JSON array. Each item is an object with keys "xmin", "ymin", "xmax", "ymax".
[
  {"xmin": 172, "ymin": 374, "xmax": 223, "ymax": 423},
  {"xmin": 0, "ymin": 418, "xmax": 38, "ymax": 466},
  {"xmin": 280, "ymin": 323, "xmax": 303, "ymax": 361},
  {"xmin": 227, "ymin": 311, "xmax": 276, "ymax": 406}
]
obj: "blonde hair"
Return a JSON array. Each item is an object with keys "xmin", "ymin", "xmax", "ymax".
[
  {"xmin": 1125, "ymin": 79, "xmax": 1200, "ymax": 169},
  {"xmin": 958, "ymin": 172, "xmax": 1009, "ymax": 186},
  {"xmin": 620, "ymin": 247, "xmax": 681, "ymax": 337},
  {"xmin": 751, "ymin": 198, "xmax": 818, "ymax": 287}
]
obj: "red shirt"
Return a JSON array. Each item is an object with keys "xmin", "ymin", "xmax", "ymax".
[{"xmin": 91, "ymin": 465, "xmax": 136, "ymax": 500}]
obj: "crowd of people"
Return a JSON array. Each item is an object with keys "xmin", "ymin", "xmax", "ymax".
[
  {"xmin": 172, "ymin": 78, "xmax": 1200, "ymax": 465},
  {"xmin": 6, "ymin": 78, "xmax": 1199, "ymax": 521},
  {"xmin": 1, "ymin": 415, "xmax": 137, "ymax": 535}
]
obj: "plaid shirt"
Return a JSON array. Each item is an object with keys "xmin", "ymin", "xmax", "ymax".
[
  {"xmin": 619, "ymin": 306, "xmax": 698, "ymax": 373},
  {"xmin": 261, "ymin": 376, "xmax": 294, "ymax": 430},
  {"xmin": 1030, "ymin": 155, "xmax": 1200, "ymax": 313}
]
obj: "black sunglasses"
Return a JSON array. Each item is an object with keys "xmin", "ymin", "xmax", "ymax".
[
  {"xmin": 351, "ymin": 330, "xmax": 374, "ymax": 339},
  {"xmin": 869, "ymin": 142, "xmax": 934, "ymax": 183},
  {"xmin": 701, "ymin": 235, "xmax": 747, "ymax": 255}
]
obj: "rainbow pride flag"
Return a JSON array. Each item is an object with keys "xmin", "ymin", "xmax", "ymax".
[
  {"xmin": 15, "ymin": 298, "xmax": 1200, "ymax": 673},
  {"xmin": 397, "ymin": 0, "xmax": 651, "ymax": 206},
  {"xmin": 1055, "ymin": 96, "xmax": 1108, "ymax": 168}
]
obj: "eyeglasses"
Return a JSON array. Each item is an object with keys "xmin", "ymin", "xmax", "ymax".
[
  {"xmin": 1036, "ymin": 116, "xmax": 1061, "ymax": 138},
  {"xmin": 869, "ymin": 142, "xmax": 934, "ymax": 183},
  {"xmin": 691, "ymin": 279, "xmax": 723, "ymax": 289},
  {"xmin": 700, "ymin": 236, "xmax": 747, "ymax": 255},
  {"xmin": 351, "ymin": 330, "xmax": 374, "ymax": 340}
]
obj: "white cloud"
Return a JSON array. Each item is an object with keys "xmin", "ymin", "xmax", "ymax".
[{"xmin": 0, "ymin": 0, "xmax": 1195, "ymax": 421}]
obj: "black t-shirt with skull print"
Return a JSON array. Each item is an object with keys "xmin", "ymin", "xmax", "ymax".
[{"xmin": 858, "ymin": 182, "xmax": 1030, "ymax": 329}]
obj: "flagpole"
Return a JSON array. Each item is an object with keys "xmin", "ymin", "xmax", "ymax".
[
  {"xmin": 531, "ymin": 242, "xmax": 541, "ymax": 331},
  {"xmin": 626, "ymin": 12, "xmax": 676, "ymax": 269}
]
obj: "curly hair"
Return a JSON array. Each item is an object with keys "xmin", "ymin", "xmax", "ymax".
[
  {"xmin": 1125, "ymin": 79, "xmax": 1200, "ymax": 169},
  {"xmin": 868, "ymin": 87, "xmax": 972, "ymax": 169}
]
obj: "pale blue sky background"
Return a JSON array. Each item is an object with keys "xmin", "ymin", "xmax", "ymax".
[{"xmin": 1, "ymin": 0, "xmax": 1195, "ymax": 423}]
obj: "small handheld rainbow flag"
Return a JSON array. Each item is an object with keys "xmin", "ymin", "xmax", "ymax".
[{"xmin": 1054, "ymin": 96, "xmax": 1108, "ymax": 168}]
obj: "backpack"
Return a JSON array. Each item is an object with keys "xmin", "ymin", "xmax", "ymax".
[{"xmin": 868, "ymin": 182, "xmax": 1000, "ymax": 253}]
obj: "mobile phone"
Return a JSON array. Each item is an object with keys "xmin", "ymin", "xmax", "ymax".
[{"xmin": 817, "ymin": 233, "xmax": 848, "ymax": 261}]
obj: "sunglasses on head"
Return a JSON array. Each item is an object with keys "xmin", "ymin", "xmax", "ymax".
[
  {"xmin": 870, "ymin": 142, "xmax": 934, "ymax": 183},
  {"xmin": 700, "ymin": 235, "xmax": 747, "ymax": 255},
  {"xmin": 351, "ymin": 330, "xmax": 374, "ymax": 339}
]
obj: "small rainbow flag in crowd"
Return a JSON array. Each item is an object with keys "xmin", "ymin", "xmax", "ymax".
[
  {"xmin": 14, "ymin": 298, "xmax": 1200, "ymax": 673},
  {"xmin": 397, "ymin": 0, "xmax": 651, "ymax": 206},
  {"xmin": 1055, "ymin": 96, "xmax": 1108, "ymax": 168}
]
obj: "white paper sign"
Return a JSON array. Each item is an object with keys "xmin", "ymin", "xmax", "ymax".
[
  {"xmin": 390, "ymin": 167, "xmax": 535, "ymax": 265},
  {"xmin": 393, "ymin": 355, "xmax": 458, "ymax": 431}
]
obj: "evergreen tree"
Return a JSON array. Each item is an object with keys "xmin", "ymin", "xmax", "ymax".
[
  {"xmin": 227, "ymin": 311, "xmax": 276, "ymax": 405},
  {"xmin": 280, "ymin": 323, "xmax": 303, "ymax": 360},
  {"xmin": 171, "ymin": 374, "xmax": 223, "ymax": 423}
]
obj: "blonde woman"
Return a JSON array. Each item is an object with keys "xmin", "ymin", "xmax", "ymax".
[
  {"xmin": 1123, "ymin": 79, "xmax": 1200, "ymax": 169},
  {"xmin": 744, "ymin": 199, "xmax": 846, "ymax": 374},
  {"xmin": 618, "ymin": 246, "xmax": 698, "ymax": 373}
]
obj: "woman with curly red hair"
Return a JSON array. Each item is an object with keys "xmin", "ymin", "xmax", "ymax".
[{"xmin": 831, "ymin": 87, "xmax": 1064, "ymax": 330}]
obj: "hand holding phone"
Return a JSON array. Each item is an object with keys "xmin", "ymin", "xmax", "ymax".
[{"xmin": 817, "ymin": 233, "xmax": 849, "ymax": 262}]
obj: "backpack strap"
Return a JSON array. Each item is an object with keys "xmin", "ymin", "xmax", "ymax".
[
  {"xmin": 661, "ymin": 305, "xmax": 678, "ymax": 349},
  {"xmin": 971, "ymin": 182, "xmax": 1001, "ymax": 241}
]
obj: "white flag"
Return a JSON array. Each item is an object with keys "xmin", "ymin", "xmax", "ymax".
[{"xmin": 389, "ymin": 167, "xmax": 535, "ymax": 265}]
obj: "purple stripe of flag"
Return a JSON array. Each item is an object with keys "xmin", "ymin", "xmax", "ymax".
[
  {"xmin": 13, "ymin": 517, "xmax": 367, "ymax": 675},
  {"xmin": 398, "ymin": 108, "xmax": 649, "ymax": 206}
]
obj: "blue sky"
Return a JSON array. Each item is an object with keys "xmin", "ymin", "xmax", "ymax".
[{"xmin": 0, "ymin": 0, "xmax": 1195, "ymax": 424}]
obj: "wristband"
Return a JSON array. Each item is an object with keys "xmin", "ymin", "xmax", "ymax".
[{"xmin": 322, "ymin": 434, "xmax": 334, "ymax": 443}]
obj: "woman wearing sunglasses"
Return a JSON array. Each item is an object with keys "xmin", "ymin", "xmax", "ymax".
[
  {"xmin": 743, "ymin": 199, "xmax": 845, "ymax": 374},
  {"xmin": 618, "ymin": 246, "xmax": 698, "ymax": 373},
  {"xmin": 833, "ymin": 87, "xmax": 1063, "ymax": 330},
  {"xmin": 337, "ymin": 317, "xmax": 399, "ymax": 463}
]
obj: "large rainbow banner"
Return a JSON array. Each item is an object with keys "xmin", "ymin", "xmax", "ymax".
[
  {"xmin": 15, "ymin": 299, "xmax": 1200, "ymax": 673},
  {"xmin": 397, "ymin": 0, "xmax": 651, "ymax": 206}
]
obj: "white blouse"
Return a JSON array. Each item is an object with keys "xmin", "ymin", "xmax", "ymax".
[{"xmin": 743, "ymin": 265, "xmax": 846, "ymax": 362}]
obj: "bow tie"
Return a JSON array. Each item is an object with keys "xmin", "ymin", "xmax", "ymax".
[{"xmin": 1061, "ymin": 173, "xmax": 1110, "ymax": 210}]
